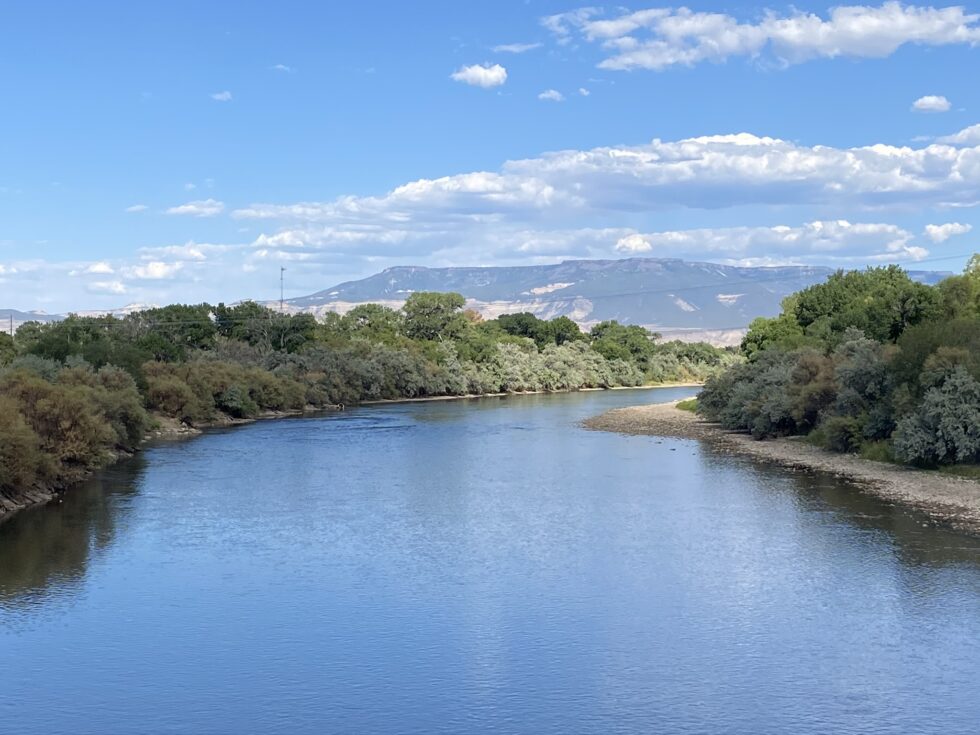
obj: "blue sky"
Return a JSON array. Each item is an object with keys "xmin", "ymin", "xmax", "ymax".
[{"xmin": 2, "ymin": 1, "xmax": 979, "ymax": 311}]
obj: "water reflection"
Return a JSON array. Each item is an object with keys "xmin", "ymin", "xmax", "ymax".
[
  {"xmin": 0, "ymin": 454, "xmax": 145, "ymax": 608},
  {"xmin": 698, "ymin": 445, "xmax": 980, "ymax": 570},
  {"xmin": 0, "ymin": 390, "xmax": 977, "ymax": 733}
]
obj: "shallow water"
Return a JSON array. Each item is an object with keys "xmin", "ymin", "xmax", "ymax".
[{"xmin": 2, "ymin": 387, "xmax": 979, "ymax": 734}]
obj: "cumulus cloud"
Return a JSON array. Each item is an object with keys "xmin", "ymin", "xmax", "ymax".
[
  {"xmin": 538, "ymin": 89, "xmax": 565, "ymax": 102},
  {"xmin": 221, "ymin": 120, "xmax": 980, "ymax": 274},
  {"xmin": 578, "ymin": 87, "xmax": 591, "ymax": 96},
  {"xmin": 615, "ymin": 221, "xmax": 926, "ymax": 262},
  {"xmin": 85, "ymin": 261, "xmax": 115, "ymax": 274},
  {"xmin": 450, "ymin": 63, "xmax": 508, "ymax": 88},
  {"xmin": 165, "ymin": 198, "xmax": 225, "ymax": 217},
  {"xmin": 913, "ymin": 94, "xmax": 952, "ymax": 112},
  {"xmin": 924, "ymin": 221, "xmax": 973, "ymax": 241},
  {"xmin": 125, "ymin": 261, "xmax": 184, "ymax": 280},
  {"xmin": 938, "ymin": 123, "xmax": 980, "ymax": 145},
  {"xmin": 615, "ymin": 233, "xmax": 653, "ymax": 253},
  {"xmin": 13, "ymin": 122, "xmax": 980, "ymax": 310},
  {"xmin": 234, "ymin": 124, "xmax": 980, "ymax": 227},
  {"xmin": 139, "ymin": 241, "xmax": 237, "ymax": 261},
  {"xmin": 493, "ymin": 42, "xmax": 542, "ymax": 53},
  {"xmin": 543, "ymin": 3, "xmax": 980, "ymax": 71},
  {"xmin": 125, "ymin": 204, "xmax": 148, "ymax": 213},
  {"xmin": 87, "ymin": 280, "xmax": 127, "ymax": 295},
  {"xmin": 210, "ymin": 90, "xmax": 233, "ymax": 102}
]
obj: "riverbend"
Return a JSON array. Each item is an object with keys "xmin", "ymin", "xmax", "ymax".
[{"xmin": 2, "ymin": 388, "xmax": 979, "ymax": 734}]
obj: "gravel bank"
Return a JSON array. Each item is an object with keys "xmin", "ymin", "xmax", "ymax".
[{"xmin": 584, "ymin": 400, "xmax": 980, "ymax": 536}]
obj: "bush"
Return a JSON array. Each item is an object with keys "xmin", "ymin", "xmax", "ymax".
[
  {"xmin": 892, "ymin": 367, "xmax": 980, "ymax": 466},
  {"xmin": 817, "ymin": 415, "xmax": 864, "ymax": 453},
  {"xmin": 0, "ymin": 397, "xmax": 48, "ymax": 491}
]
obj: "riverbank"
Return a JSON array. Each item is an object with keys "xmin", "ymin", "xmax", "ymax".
[
  {"xmin": 360, "ymin": 381, "xmax": 704, "ymax": 406},
  {"xmin": 584, "ymin": 400, "xmax": 980, "ymax": 536},
  {"xmin": 0, "ymin": 405, "xmax": 342, "ymax": 523},
  {"xmin": 1, "ymin": 385, "xmax": 701, "ymax": 523}
]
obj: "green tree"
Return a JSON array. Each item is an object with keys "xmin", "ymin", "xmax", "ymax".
[
  {"xmin": 589, "ymin": 321, "xmax": 658, "ymax": 371},
  {"xmin": 341, "ymin": 304, "xmax": 404, "ymax": 343},
  {"xmin": 793, "ymin": 266, "xmax": 940, "ymax": 343},
  {"xmin": 0, "ymin": 332, "xmax": 15, "ymax": 366},
  {"xmin": 401, "ymin": 292, "xmax": 467, "ymax": 341},
  {"xmin": 741, "ymin": 313, "xmax": 807, "ymax": 359}
]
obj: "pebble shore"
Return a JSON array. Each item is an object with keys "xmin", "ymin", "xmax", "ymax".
[{"xmin": 584, "ymin": 400, "xmax": 980, "ymax": 536}]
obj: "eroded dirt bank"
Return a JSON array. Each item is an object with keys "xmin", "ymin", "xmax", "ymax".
[{"xmin": 584, "ymin": 400, "xmax": 980, "ymax": 536}]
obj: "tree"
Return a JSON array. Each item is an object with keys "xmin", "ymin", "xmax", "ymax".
[
  {"xmin": 589, "ymin": 321, "xmax": 657, "ymax": 370},
  {"xmin": 793, "ymin": 266, "xmax": 940, "ymax": 343},
  {"xmin": 741, "ymin": 314, "xmax": 807, "ymax": 359},
  {"xmin": 401, "ymin": 292, "xmax": 467, "ymax": 341},
  {"xmin": 341, "ymin": 304, "xmax": 404, "ymax": 343},
  {"xmin": 549, "ymin": 316, "xmax": 584, "ymax": 346},
  {"xmin": 0, "ymin": 332, "xmax": 14, "ymax": 366},
  {"xmin": 127, "ymin": 305, "xmax": 217, "ymax": 357}
]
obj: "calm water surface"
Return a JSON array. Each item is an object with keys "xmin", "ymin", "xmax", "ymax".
[{"xmin": 2, "ymin": 388, "xmax": 979, "ymax": 734}]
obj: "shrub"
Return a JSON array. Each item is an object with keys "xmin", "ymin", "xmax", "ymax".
[
  {"xmin": 892, "ymin": 367, "xmax": 980, "ymax": 466},
  {"xmin": 818, "ymin": 415, "xmax": 864, "ymax": 453}
]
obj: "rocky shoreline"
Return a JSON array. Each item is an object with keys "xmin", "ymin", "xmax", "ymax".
[{"xmin": 584, "ymin": 400, "xmax": 980, "ymax": 536}]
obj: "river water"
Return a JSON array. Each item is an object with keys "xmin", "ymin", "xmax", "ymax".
[{"xmin": 1, "ymin": 387, "xmax": 979, "ymax": 734}]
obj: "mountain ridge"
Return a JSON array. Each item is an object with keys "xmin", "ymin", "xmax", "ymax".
[{"xmin": 285, "ymin": 258, "xmax": 950, "ymax": 343}]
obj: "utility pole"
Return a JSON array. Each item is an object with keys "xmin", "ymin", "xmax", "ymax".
[
  {"xmin": 280, "ymin": 266, "xmax": 286, "ymax": 313},
  {"xmin": 8, "ymin": 314, "xmax": 12, "ymax": 338}
]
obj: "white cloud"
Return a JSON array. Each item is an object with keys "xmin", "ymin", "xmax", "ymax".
[
  {"xmin": 544, "ymin": 3, "xmax": 980, "ymax": 71},
  {"xmin": 615, "ymin": 233, "xmax": 653, "ymax": 253},
  {"xmin": 492, "ymin": 42, "xmax": 542, "ymax": 53},
  {"xmin": 938, "ymin": 123, "xmax": 980, "ymax": 145},
  {"xmin": 87, "ymin": 280, "xmax": 127, "ymax": 295},
  {"xmin": 126, "ymin": 261, "xmax": 184, "ymax": 280},
  {"xmin": 615, "ymin": 221, "xmax": 925, "ymax": 262},
  {"xmin": 578, "ymin": 87, "xmax": 591, "ymax": 96},
  {"xmin": 538, "ymin": 89, "xmax": 565, "ymax": 102},
  {"xmin": 912, "ymin": 94, "xmax": 952, "ymax": 112},
  {"xmin": 125, "ymin": 204, "xmax": 148, "ymax": 213},
  {"xmin": 270, "ymin": 64, "xmax": 293, "ymax": 72},
  {"xmin": 17, "ymin": 122, "xmax": 980, "ymax": 311},
  {"xmin": 450, "ymin": 63, "xmax": 508, "ymax": 88},
  {"xmin": 139, "ymin": 241, "xmax": 236, "ymax": 261},
  {"xmin": 234, "ymin": 124, "xmax": 980, "ymax": 224},
  {"xmin": 84, "ymin": 261, "xmax": 115, "ymax": 274},
  {"xmin": 210, "ymin": 90, "xmax": 233, "ymax": 102},
  {"xmin": 924, "ymin": 221, "xmax": 973, "ymax": 242},
  {"xmin": 184, "ymin": 182, "xmax": 197, "ymax": 191},
  {"xmin": 541, "ymin": 8, "xmax": 601, "ymax": 42},
  {"xmin": 165, "ymin": 198, "xmax": 225, "ymax": 217}
]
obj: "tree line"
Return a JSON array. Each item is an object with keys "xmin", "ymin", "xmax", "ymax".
[
  {"xmin": 698, "ymin": 257, "xmax": 980, "ymax": 468},
  {"xmin": 0, "ymin": 292, "xmax": 736, "ymax": 498}
]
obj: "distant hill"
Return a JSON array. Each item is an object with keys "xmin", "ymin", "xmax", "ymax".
[
  {"xmin": 1, "ymin": 260, "xmax": 952, "ymax": 347},
  {"xmin": 0, "ymin": 304, "xmax": 156, "ymax": 333},
  {"xmin": 285, "ymin": 258, "xmax": 950, "ymax": 345},
  {"xmin": 0, "ymin": 308, "xmax": 62, "ymax": 333}
]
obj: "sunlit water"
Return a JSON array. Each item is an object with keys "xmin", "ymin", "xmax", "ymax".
[{"xmin": 2, "ymin": 387, "xmax": 979, "ymax": 734}]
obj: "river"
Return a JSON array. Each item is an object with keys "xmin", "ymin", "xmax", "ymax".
[{"xmin": 1, "ymin": 387, "xmax": 979, "ymax": 734}]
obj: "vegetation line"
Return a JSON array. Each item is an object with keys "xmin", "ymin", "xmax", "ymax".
[{"xmin": 0, "ymin": 293, "xmax": 732, "ymax": 519}]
